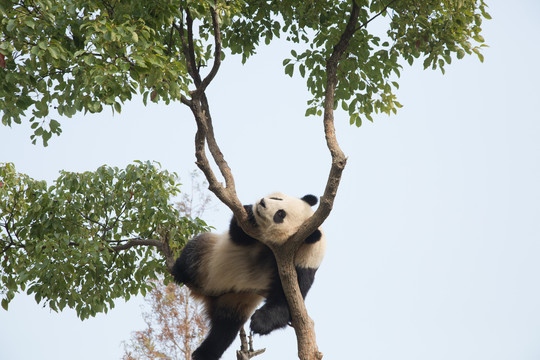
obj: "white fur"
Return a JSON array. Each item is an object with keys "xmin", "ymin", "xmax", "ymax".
[
  {"xmin": 205, "ymin": 234, "xmax": 273, "ymax": 295},
  {"xmin": 296, "ymin": 234, "xmax": 326, "ymax": 268}
]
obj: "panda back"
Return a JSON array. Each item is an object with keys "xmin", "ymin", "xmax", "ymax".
[
  {"xmin": 172, "ymin": 232, "xmax": 217, "ymax": 288},
  {"xmin": 204, "ymin": 232, "xmax": 275, "ymax": 296}
]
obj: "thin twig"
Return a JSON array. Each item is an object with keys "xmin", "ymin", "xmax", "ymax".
[
  {"xmin": 354, "ymin": 0, "xmax": 399, "ymax": 32},
  {"xmin": 236, "ymin": 327, "xmax": 266, "ymax": 360},
  {"xmin": 110, "ymin": 238, "xmax": 162, "ymax": 251}
]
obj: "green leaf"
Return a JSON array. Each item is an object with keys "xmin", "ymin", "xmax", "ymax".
[
  {"xmin": 6, "ymin": 19, "xmax": 16, "ymax": 32},
  {"xmin": 114, "ymin": 102, "xmax": 122, "ymax": 114},
  {"xmin": 48, "ymin": 47, "xmax": 59, "ymax": 59},
  {"xmin": 1, "ymin": 298, "xmax": 8, "ymax": 311},
  {"xmin": 24, "ymin": 18, "xmax": 36, "ymax": 29},
  {"xmin": 49, "ymin": 120, "xmax": 60, "ymax": 132},
  {"xmin": 473, "ymin": 34, "xmax": 485, "ymax": 43},
  {"xmin": 477, "ymin": 52, "xmax": 485, "ymax": 63},
  {"xmin": 299, "ymin": 64, "xmax": 306, "ymax": 78},
  {"xmin": 284, "ymin": 63, "xmax": 294, "ymax": 77}
]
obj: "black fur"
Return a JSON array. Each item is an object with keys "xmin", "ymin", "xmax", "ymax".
[
  {"xmin": 228, "ymin": 205, "xmax": 258, "ymax": 246},
  {"xmin": 273, "ymin": 209, "xmax": 286, "ymax": 224},
  {"xmin": 250, "ymin": 266, "xmax": 317, "ymax": 335},
  {"xmin": 304, "ymin": 229, "xmax": 322, "ymax": 244},
  {"xmin": 301, "ymin": 194, "xmax": 318, "ymax": 206},
  {"xmin": 193, "ymin": 316, "xmax": 242, "ymax": 360},
  {"xmin": 171, "ymin": 235, "xmax": 206, "ymax": 288},
  {"xmin": 297, "ymin": 267, "xmax": 317, "ymax": 298},
  {"xmin": 193, "ymin": 296, "xmax": 250, "ymax": 360}
]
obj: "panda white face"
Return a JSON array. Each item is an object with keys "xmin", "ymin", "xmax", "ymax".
[{"xmin": 253, "ymin": 192, "xmax": 317, "ymax": 243}]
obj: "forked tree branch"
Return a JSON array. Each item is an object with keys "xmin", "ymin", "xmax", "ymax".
[
  {"xmin": 178, "ymin": 2, "xmax": 254, "ymax": 232},
  {"xmin": 177, "ymin": 1, "xmax": 360, "ymax": 359},
  {"xmin": 236, "ymin": 327, "xmax": 266, "ymax": 360},
  {"xmin": 112, "ymin": 236, "xmax": 176, "ymax": 272}
]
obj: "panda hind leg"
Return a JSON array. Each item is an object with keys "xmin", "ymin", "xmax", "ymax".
[{"xmin": 193, "ymin": 293, "xmax": 262, "ymax": 360}]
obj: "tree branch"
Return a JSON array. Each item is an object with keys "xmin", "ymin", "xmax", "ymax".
[
  {"xmin": 190, "ymin": 100, "xmax": 248, "ymax": 229},
  {"xmin": 237, "ymin": 327, "xmax": 266, "ymax": 360},
  {"xmin": 111, "ymin": 235, "xmax": 176, "ymax": 274},
  {"xmin": 110, "ymin": 238, "xmax": 162, "ymax": 251},
  {"xmin": 197, "ymin": 4, "xmax": 222, "ymax": 94},
  {"xmin": 175, "ymin": 3, "xmax": 244, "ymax": 220},
  {"xmin": 174, "ymin": 9, "xmax": 200, "ymax": 87},
  {"xmin": 185, "ymin": 8, "xmax": 202, "ymax": 87}
]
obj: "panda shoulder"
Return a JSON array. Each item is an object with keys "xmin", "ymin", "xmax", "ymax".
[
  {"xmin": 227, "ymin": 205, "xmax": 258, "ymax": 246},
  {"xmin": 225, "ymin": 227, "xmax": 258, "ymax": 246}
]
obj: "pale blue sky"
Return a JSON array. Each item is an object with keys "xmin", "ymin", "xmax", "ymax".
[{"xmin": 1, "ymin": 1, "xmax": 540, "ymax": 359}]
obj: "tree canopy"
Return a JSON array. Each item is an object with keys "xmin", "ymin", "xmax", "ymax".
[
  {"xmin": 0, "ymin": 161, "xmax": 210, "ymax": 319},
  {"xmin": 0, "ymin": 0, "xmax": 489, "ymax": 144}
]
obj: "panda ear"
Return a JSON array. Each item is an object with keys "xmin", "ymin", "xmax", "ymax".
[{"xmin": 301, "ymin": 194, "xmax": 318, "ymax": 207}]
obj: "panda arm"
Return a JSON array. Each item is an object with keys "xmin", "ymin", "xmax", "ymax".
[
  {"xmin": 228, "ymin": 205, "xmax": 258, "ymax": 246},
  {"xmin": 250, "ymin": 266, "xmax": 317, "ymax": 335},
  {"xmin": 296, "ymin": 266, "xmax": 317, "ymax": 298}
]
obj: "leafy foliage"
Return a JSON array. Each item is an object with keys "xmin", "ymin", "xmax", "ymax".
[
  {"xmin": 0, "ymin": 0, "xmax": 230, "ymax": 144},
  {"xmin": 239, "ymin": 0, "xmax": 490, "ymax": 126},
  {"xmin": 0, "ymin": 161, "xmax": 210, "ymax": 319},
  {"xmin": 1, "ymin": 0, "xmax": 489, "ymax": 144}
]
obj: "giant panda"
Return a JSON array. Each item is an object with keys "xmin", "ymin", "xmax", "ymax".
[{"xmin": 171, "ymin": 192, "xmax": 326, "ymax": 360}]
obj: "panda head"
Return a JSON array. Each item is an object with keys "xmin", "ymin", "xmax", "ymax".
[{"xmin": 253, "ymin": 192, "xmax": 319, "ymax": 243}]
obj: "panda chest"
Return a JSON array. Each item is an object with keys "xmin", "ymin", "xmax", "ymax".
[{"xmin": 204, "ymin": 237, "xmax": 275, "ymax": 295}]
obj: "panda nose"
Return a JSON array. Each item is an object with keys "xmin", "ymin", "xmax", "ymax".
[{"xmin": 260, "ymin": 198, "xmax": 266, "ymax": 208}]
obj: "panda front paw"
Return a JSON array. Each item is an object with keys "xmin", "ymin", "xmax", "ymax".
[
  {"xmin": 250, "ymin": 309, "xmax": 274, "ymax": 335},
  {"xmin": 250, "ymin": 307, "xmax": 290, "ymax": 335}
]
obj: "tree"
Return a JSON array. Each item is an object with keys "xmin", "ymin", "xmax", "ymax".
[
  {"xmin": 122, "ymin": 281, "xmax": 265, "ymax": 360},
  {"xmin": 122, "ymin": 280, "xmax": 209, "ymax": 360},
  {"xmin": 0, "ymin": 1, "xmax": 490, "ymax": 359},
  {"xmin": 0, "ymin": 161, "xmax": 211, "ymax": 319}
]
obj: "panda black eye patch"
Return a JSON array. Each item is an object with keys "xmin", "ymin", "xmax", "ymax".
[{"xmin": 273, "ymin": 209, "xmax": 286, "ymax": 223}]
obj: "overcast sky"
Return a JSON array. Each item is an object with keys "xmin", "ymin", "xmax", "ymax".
[{"xmin": 1, "ymin": 1, "xmax": 540, "ymax": 359}]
